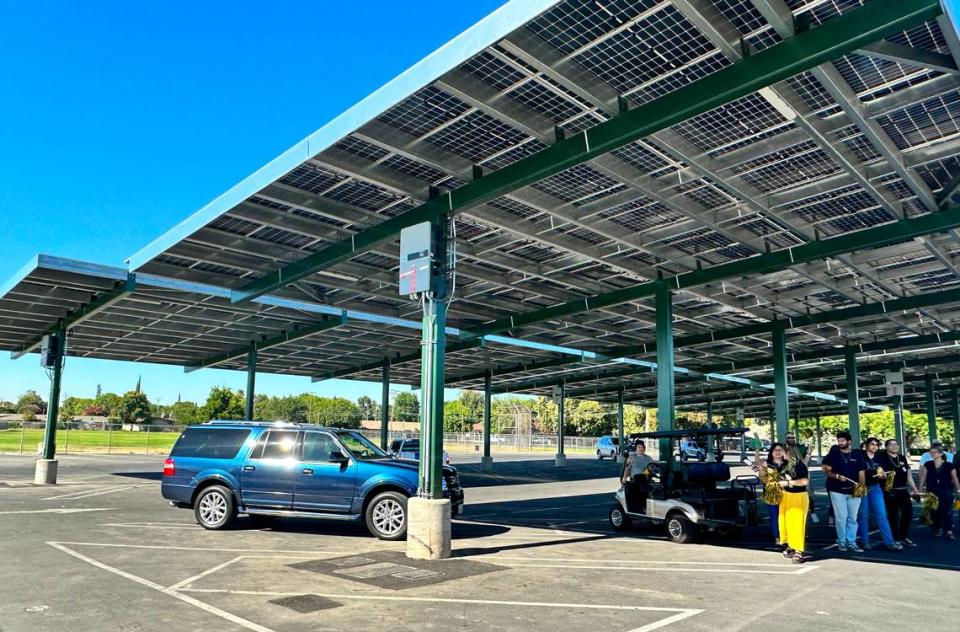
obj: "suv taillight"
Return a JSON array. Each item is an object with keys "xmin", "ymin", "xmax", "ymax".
[{"xmin": 163, "ymin": 458, "xmax": 175, "ymax": 477}]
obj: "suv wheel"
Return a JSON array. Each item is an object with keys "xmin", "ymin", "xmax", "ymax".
[
  {"xmin": 194, "ymin": 485, "xmax": 236, "ymax": 530},
  {"xmin": 365, "ymin": 491, "xmax": 408, "ymax": 540}
]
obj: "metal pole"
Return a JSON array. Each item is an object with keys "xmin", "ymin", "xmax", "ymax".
[
  {"xmin": 815, "ymin": 416, "xmax": 822, "ymax": 461},
  {"xmin": 793, "ymin": 410, "xmax": 800, "ymax": 436},
  {"xmin": 483, "ymin": 369, "xmax": 492, "ymax": 464},
  {"xmin": 772, "ymin": 321, "xmax": 789, "ymax": 442},
  {"xmin": 925, "ymin": 374, "xmax": 938, "ymax": 443},
  {"xmin": 894, "ymin": 395, "xmax": 906, "ymax": 450},
  {"xmin": 556, "ymin": 381, "xmax": 566, "ymax": 464},
  {"xmin": 706, "ymin": 399, "xmax": 714, "ymax": 461},
  {"xmin": 245, "ymin": 343, "xmax": 257, "ymax": 420},
  {"xmin": 107, "ymin": 423, "xmax": 113, "ymax": 455},
  {"xmin": 617, "ymin": 386, "xmax": 625, "ymax": 462},
  {"xmin": 380, "ymin": 358, "xmax": 390, "ymax": 450},
  {"xmin": 655, "ymin": 281, "xmax": 675, "ymax": 470},
  {"xmin": 41, "ymin": 327, "xmax": 66, "ymax": 460},
  {"xmin": 18, "ymin": 423, "xmax": 24, "ymax": 454},
  {"xmin": 845, "ymin": 346, "xmax": 860, "ymax": 442},
  {"xmin": 417, "ymin": 216, "xmax": 447, "ymax": 499},
  {"xmin": 952, "ymin": 387, "xmax": 960, "ymax": 452}
]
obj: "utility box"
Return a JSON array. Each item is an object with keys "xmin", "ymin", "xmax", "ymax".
[
  {"xmin": 399, "ymin": 222, "xmax": 433, "ymax": 296},
  {"xmin": 40, "ymin": 334, "xmax": 59, "ymax": 368}
]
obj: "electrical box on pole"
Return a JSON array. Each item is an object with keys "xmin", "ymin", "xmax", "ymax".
[
  {"xmin": 399, "ymin": 222, "xmax": 433, "ymax": 296},
  {"xmin": 40, "ymin": 334, "xmax": 59, "ymax": 368}
]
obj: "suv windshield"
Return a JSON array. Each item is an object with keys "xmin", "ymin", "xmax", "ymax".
[{"xmin": 336, "ymin": 431, "xmax": 388, "ymax": 460}]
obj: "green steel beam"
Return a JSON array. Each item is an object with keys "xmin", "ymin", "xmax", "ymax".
[
  {"xmin": 185, "ymin": 312, "xmax": 348, "ymax": 372},
  {"xmin": 245, "ymin": 343, "xmax": 256, "ymax": 420},
  {"xmin": 845, "ymin": 346, "xmax": 860, "ymax": 442},
  {"xmin": 617, "ymin": 386, "xmax": 625, "ymax": 459},
  {"xmin": 772, "ymin": 321, "xmax": 789, "ymax": 442},
  {"xmin": 41, "ymin": 325, "xmax": 66, "ymax": 461},
  {"xmin": 656, "ymin": 281, "xmax": 675, "ymax": 470},
  {"xmin": 925, "ymin": 374, "xmax": 938, "ymax": 443},
  {"xmin": 418, "ymin": 216, "xmax": 448, "ymax": 499},
  {"xmin": 894, "ymin": 396, "xmax": 906, "ymax": 448},
  {"xmin": 13, "ymin": 273, "xmax": 136, "ymax": 360},
  {"xmin": 952, "ymin": 387, "xmax": 960, "ymax": 446},
  {"xmin": 468, "ymin": 202, "xmax": 960, "ymax": 339},
  {"xmin": 230, "ymin": 0, "xmax": 940, "ymax": 305},
  {"xmin": 380, "ymin": 358, "xmax": 390, "ymax": 450},
  {"xmin": 557, "ymin": 381, "xmax": 566, "ymax": 458},
  {"xmin": 483, "ymin": 368, "xmax": 492, "ymax": 461}
]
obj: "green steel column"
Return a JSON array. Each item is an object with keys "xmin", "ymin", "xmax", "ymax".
[
  {"xmin": 418, "ymin": 216, "xmax": 448, "ymax": 499},
  {"xmin": 483, "ymin": 368, "xmax": 492, "ymax": 460},
  {"xmin": 380, "ymin": 358, "xmax": 390, "ymax": 450},
  {"xmin": 925, "ymin": 374, "xmax": 938, "ymax": 444},
  {"xmin": 244, "ymin": 343, "xmax": 256, "ymax": 420},
  {"xmin": 772, "ymin": 321, "xmax": 789, "ymax": 442},
  {"xmin": 655, "ymin": 281, "xmax": 675, "ymax": 469},
  {"xmin": 706, "ymin": 400, "xmax": 715, "ymax": 461},
  {"xmin": 769, "ymin": 414, "xmax": 775, "ymax": 443},
  {"xmin": 845, "ymin": 346, "xmax": 860, "ymax": 443},
  {"xmin": 793, "ymin": 410, "xmax": 800, "ymax": 436},
  {"xmin": 41, "ymin": 327, "xmax": 66, "ymax": 460},
  {"xmin": 894, "ymin": 395, "xmax": 906, "ymax": 450},
  {"xmin": 617, "ymin": 386, "xmax": 625, "ymax": 458},
  {"xmin": 557, "ymin": 381, "xmax": 566, "ymax": 457},
  {"xmin": 952, "ymin": 387, "xmax": 960, "ymax": 451},
  {"xmin": 815, "ymin": 416, "xmax": 822, "ymax": 461}
]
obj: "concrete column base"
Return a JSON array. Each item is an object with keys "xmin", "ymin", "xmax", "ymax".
[
  {"xmin": 34, "ymin": 459, "xmax": 58, "ymax": 485},
  {"xmin": 616, "ymin": 453, "xmax": 627, "ymax": 463},
  {"xmin": 555, "ymin": 454, "xmax": 567, "ymax": 467},
  {"xmin": 406, "ymin": 497, "xmax": 451, "ymax": 560},
  {"xmin": 480, "ymin": 456, "xmax": 494, "ymax": 472}
]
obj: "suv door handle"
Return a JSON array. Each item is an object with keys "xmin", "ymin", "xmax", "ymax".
[
  {"xmin": 243, "ymin": 465, "xmax": 256, "ymax": 472},
  {"xmin": 301, "ymin": 468, "xmax": 314, "ymax": 475}
]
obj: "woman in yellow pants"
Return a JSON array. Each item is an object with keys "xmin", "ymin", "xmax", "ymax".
[{"xmin": 763, "ymin": 443, "xmax": 811, "ymax": 563}]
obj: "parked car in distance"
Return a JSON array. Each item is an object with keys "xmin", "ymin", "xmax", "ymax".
[
  {"xmin": 595, "ymin": 435, "xmax": 620, "ymax": 460},
  {"xmin": 389, "ymin": 438, "xmax": 451, "ymax": 465},
  {"xmin": 161, "ymin": 421, "xmax": 463, "ymax": 540},
  {"xmin": 677, "ymin": 439, "xmax": 707, "ymax": 462}
]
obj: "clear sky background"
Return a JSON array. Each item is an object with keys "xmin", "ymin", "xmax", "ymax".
[{"xmin": 0, "ymin": 0, "xmax": 510, "ymax": 405}]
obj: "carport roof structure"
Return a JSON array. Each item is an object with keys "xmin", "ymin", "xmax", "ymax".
[{"xmin": 6, "ymin": 0, "xmax": 960, "ymax": 426}]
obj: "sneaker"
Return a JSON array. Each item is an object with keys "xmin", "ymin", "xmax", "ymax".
[
  {"xmin": 885, "ymin": 542, "xmax": 903, "ymax": 551},
  {"xmin": 861, "ymin": 542, "xmax": 873, "ymax": 550},
  {"xmin": 901, "ymin": 538, "xmax": 917, "ymax": 547},
  {"xmin": 791, "ymin": 552, "xmax": 807, "ymax": 564},
  {"xmin": 848, "ymin": 543, "xmax": 864, "ymax": 553},
  {"xmin": 837, "ymin": 544, "xmax": 848, "ymax": 552},
  {"xmin": 781, "ymin": 547, "xmax": 795, "ymax": 559}
]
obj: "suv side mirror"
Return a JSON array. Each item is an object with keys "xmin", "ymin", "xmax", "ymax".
[{"xmin": 329, "ymin": 450, "xmax": 349, "ymax": 463}]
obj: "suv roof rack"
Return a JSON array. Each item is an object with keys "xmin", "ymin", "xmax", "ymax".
[{"xmin": 203, "ymin": 420, "xmax": 303, "ymax": 427}]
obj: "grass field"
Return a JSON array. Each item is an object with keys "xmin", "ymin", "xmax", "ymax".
[{"xmin": 0, "ymin": 428, "xmax": 179, "ymax": 454}]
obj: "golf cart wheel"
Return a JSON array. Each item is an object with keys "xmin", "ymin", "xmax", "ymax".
[
  {"xmin": 665, "ymin": 512, "xmax": 697, "ymax": 544},
  {"xmin": 609, "ymin": 505, "xmax": 630, "ymax": 531},
  {"xmin": 194, "ymin": 485, "xmax": 236, "ymax": 530}
]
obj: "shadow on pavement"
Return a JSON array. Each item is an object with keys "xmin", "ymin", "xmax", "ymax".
[{"xmin": 456, "ymin": 457, "xmax": 622, "ymax": 488}]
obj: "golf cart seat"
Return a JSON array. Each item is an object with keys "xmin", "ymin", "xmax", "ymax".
[{"xmin": 683, "ymin": 462, "xmax": 730, "ymax": 485}]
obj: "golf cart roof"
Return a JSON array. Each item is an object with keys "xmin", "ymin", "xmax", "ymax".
[{"xmin": 628, "ymin": 427, "xmax": 748, "ymax": 439}]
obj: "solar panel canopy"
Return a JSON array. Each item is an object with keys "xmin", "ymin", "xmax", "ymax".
[{"xmin": 7, "ymin": 0, "xmax": 960, "ymax": 419}]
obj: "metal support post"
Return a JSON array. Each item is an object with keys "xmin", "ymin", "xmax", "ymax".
[
  {"xmin": 706, "ymin": 399, "xmax": 715, "ymax": 461},
  {"xmin": 894, "ymin": 395, "xmax": 906, "ymax": 449},
  {"xmin": 845, "ymin": 346, "xmax": 860, "ymax": 442},
  {"xmin": 815, "ymin": 416, "xmax": 822, "ymax": 461},
  {"xmin": 556, "ymin": 381, "xmax": 566, "ymax": 466},
  {"xmin": 380, "ymin": 359, "xmax": 390, "ymax": 450},
  {"xmin": 617, "ymin": 386, "xmax": 626, "ymax": 463},
  {"xmin": 952, "ymin": 387, "xmax": 960, "ymax": 452},
  {"xmin": 36, "ymin": 326, "xmax": 65, "ymax": 484},
  {"xmin": 793, "ymin": 411, "xmax": 800, "ymax": 436},
  {"xmin": 772, "ymin": 321, "xmax": 789, "ymax": 442},
  {"xmin": 482, "ymin": 368, "xmax": 493, "ymax": 471},
  {"xmin": 655, "ymin": 281, "xmax": 675, "ymax": 470},
  {"xmin": 245, "ymin": 343, "xmax": 257, "ymax": 420},
  {"xmin": 925, "ymin": 374, "xmax": 938, "ymax": 443}
]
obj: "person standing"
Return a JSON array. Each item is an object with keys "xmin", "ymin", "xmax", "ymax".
[
  {"xmin": 918, "ymin": 445, "xmax": 960, "ymax": 539},
  {"xmin": 786, "ymin": 431, "xmax": 818, "ymax": 523},
  {"xmin": 877, "ymin": 438, "xmax": 919, "ymax": 547},
  {"xmin": 822, "ymin": 431, "xmax": 867, "ymax": 552},
  {"xmin": 856, "ymin": 437, "xmax": 903, "ymax": 550},
  {"xmin": 758, "ymin": 443, "xmax": 810, "ymax": 563},
  {"xmin": 620, "ymin": 440, "xmax": 655, "ymax": 513},
  {"xmin": 919, "ymin": 441, "xmax": 954, "ymax": 466}
]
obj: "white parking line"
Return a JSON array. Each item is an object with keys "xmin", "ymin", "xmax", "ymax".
[
  {"xmin": 492, "ymin": 561, "xmax": 816, "ymax": 575},
  {"xmin": 168, "ymin": 556, "xmax": 244, "ymax": 591},
  {"xmin": 51, "ymin": 541, "xmax": 379, "ymax": 555},
  {"xmin": 44, "ymin": 484, "xmax": 149, "ymax": 501},
  {"xmin": 0, "ymin": 508, "xmax": 114, "ymax": 516},
  {"xmin": 488, "ymin": 556, "xmax": 812, "ymax": 568}
]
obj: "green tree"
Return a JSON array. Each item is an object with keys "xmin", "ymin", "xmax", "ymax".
[
  {"xmin": 302, "ymin": 396, "xmax": 361, "ymax": 427},
  {"xmin": 201, "ymin": 386, "xmax": 245, "ymax": 421},
  {"xmin": 357, "ymin": 395, "xmax": 380, "ymax": 420},
  {"xmin": 94, "ymin": 392, "xmax": 122, "ymax": 418},
  {"xmin": 567, "ymin": 399, "xmax": 613, "ymax": 436},
  {"xmin": 169, "ymin": 401, "xmax": 202, "ymax": 425},
  {"xmin": 256, "ymin": 395, "xmax": 308, "ymax": 423},
  {"xmin": 393, "ymin": 392, "xmax": 419, "ymax": 422},
  {"xmin": 527, "ymin": 396, "xmax": 557, "ymax": 434},
  {"xmin": 118, "ymin": 391, "xmax": 151, "ymax": 424},
  {"xmin": 444, "ymin": 400, "xmax": 474, "ymax": 432},
  {"xmin": 60, "ymin": 397, "xmax": 94, "ymax": 421},
  {"xmin": 17, "ymin": 390, "xmax": 45, "ymax": 421}
]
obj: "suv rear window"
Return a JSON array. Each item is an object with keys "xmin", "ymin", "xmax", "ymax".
[{"xmin": 170, "ymin": 428, "xmax": 251, "ymax": 459}]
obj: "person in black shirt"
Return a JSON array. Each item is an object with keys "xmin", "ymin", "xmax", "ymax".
[
  {"xmin": 918, "ymin": 445, "xmax": 960, "ymax": 539},
  {"xmin": 856, "ymin": 437, "xmax": 902, "ymax": 550},
  {"xmin": 821, "ymin": 430, "xmax": 866, "ymax": 552},
  {"xmin": 877, "ymin": 438, "xmax": 919, "ymax": 547}
]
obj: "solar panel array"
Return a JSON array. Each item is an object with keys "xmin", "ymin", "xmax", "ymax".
[{"xmin": 6, "ymin": 0, "xmax": 960, "ymax": 419}]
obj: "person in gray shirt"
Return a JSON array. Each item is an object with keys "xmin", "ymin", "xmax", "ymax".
[{"xmin": 621, "ymin": 440, "xmax": 656, "ymax": 513}]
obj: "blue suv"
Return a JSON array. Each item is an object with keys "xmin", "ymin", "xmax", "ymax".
[{"xmin": 161, "ymin": 421, "xmax": 464, "ymax": 540}]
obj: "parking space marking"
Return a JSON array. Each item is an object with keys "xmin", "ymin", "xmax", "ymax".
[
  {"xmin": 850, "ymin": 557, "xmax": 960, "ymax": 570},
  {"xmin": 168, "ymin": 556, "xmax": 245, "ymax": 591},
  {"xmin": 0, "ymin": 508, "xmax": 114, "ymax": 515},
  {"xmin": 47, "ymin": 542, "xmax": 274, "ymax": 632},
  {"xmin": 176, "ymin": 587, "xmax": 703, "ymax": 632},
  {"xmin": 44, "ymin": 484, "xmax": 150, "ymax": 501},
  {"xmin": 487, "ymin": 561, "xmax": 817, "ymax": 575},
  {"xmin": 51, "ymin": 541, "xmax": 383, "ymax": 555},
  {"xmin": 487, "ymin": 555, "xmax": 813, "ymax": 568}
]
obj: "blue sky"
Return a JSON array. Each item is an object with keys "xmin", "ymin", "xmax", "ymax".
[{"xmin": 0, "ymin": 0, "xmax": 509, "ymax": 405}]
